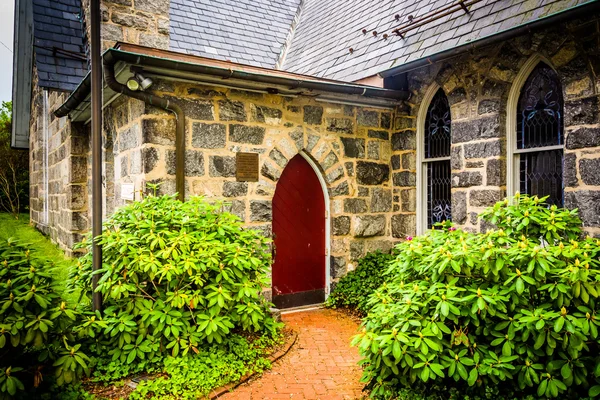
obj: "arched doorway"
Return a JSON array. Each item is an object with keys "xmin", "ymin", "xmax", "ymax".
[{"xmin": 272, "ymin": 153, "xmax": 327, "ymax": 309}]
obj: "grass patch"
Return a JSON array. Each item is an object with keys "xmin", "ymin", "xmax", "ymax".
[{"xmin": 0, "ymin": 213, "xmax": 77, "ymax": 301}]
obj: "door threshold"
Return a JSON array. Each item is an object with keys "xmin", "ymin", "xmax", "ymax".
[{"xmin": 280, "ymin": 303, "xmax": 324, "ymax": 315}]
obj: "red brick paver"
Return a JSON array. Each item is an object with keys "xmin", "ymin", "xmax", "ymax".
[{"xmin": 220, "ymin": 308, "xmax": 364, "ymax": 400}]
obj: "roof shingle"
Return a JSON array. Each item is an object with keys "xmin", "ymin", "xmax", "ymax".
[
  {"xmin": 32, "ymin": 0, "xmax": 88, "ymax": 91},
  {"xmin": 169, "ymin": 0, "xmax": 302, "ymax": 68},
  {"xmin": 281, "ymin": 0, "xmax": 595, "ymax": 81}
]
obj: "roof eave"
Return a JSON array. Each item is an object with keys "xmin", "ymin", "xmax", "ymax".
[{"xmin": 55, "ymin": 44, "xmax": 409, "ymax": 120}]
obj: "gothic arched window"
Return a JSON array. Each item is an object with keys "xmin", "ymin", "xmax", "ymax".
[
  {"xmin": 516, "ymin": 63, "xmax": 564, "ymax": 206},
  {"xmin": 424, "ymin": 89, "xmax": 452, "ymax": 228}
]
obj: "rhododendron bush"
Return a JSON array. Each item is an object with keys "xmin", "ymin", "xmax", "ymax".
[{"xmin": 354, "ymin": 195, "xmax": 600, "ymax": 399}]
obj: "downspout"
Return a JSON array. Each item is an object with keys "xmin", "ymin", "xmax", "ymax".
[
  {"xmin": 103, "ymin": 54, "xmax": 186, "ymax": 202},
  {"xmin": 90, "ymin": 0, "xmax": 102, "ymax": 312}
]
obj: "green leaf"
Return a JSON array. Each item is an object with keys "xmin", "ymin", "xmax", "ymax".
[
  {"xmin": 441, "ymin": 302, "xmax": 449, "ymax": 317},
  {"xmin": 7, "ymin": 376, "xmax": 16, "ymax": 396},
  {"xmin": 468, "ymin": 367, "xmax": 478, "ymax": 386},
  {"xmin": 534, "ymin": 332, "xmax": 545, "ymax": 350},
  {"xmin": 430, "ymin": 363, "xmax": 445, "ymax": 378},
  {"xmin": 516, "ymin": 278, "xmax": 524, "ymax": 294},
  {"xmin": 423, "ymin": 338, "xmax": 439, "ymax": 351},
  {"xmin": 392, "ymin": 340, "xmax": 401, "ymax": 360},
  {"xmin": 560, "ymin": 363, "xmax": 571, "ymax": 380},
  {"xmin": 589, "ymin": 385, "xmax": 600, "ymax": 398},
  {"xmin": 537, "ymin": 379, "xmax": 548, "ymax": 397},
  {"xmin": 457, "ymin": 362, "xmax": 468, "ymax": 380},
  {"xmin": 549, "ymin": 380, "xmax": 558, "ymax": 397},
  {"xmin": 477, "ymin": 297, "xmax": 486, "ymax": 311},
  {"xmin": 554, "ymin": 317, "xmax": 564, "ymax": 332},
  {"xmin": 420, "ymin": 366, "xmax": 430, "ymax": 382},
  {"xmin": 535, "ymin": 319, "xmax": 545, "ymax": 330},
  {"xmin": 126, "ymin": 348, "xmax": 136, "ymax": 364}
]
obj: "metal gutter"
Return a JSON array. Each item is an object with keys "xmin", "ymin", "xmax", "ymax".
[
  {"xmin": 55, "ymin": 71, "xmax": 91, "ymax": 118},
  {"xmin": 380, "ymin": 0, "xmax": 600, "ymax": 78},
  {"xmin": 109, "ymin": 47, "xmax": 407, "ymax": 99},
  {"xmin": 55, "ymin": 47, "xmax": 408, "ymax": 118}
]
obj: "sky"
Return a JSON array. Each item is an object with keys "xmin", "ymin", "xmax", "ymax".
[{"xmin": 0, "ymin": 0, "xmax": 14, "ymax": 104}]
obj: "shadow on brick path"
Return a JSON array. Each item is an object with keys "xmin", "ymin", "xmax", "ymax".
[{"xmin": 219, "ymin": 308, "xmax": 364, "ymax": 400}]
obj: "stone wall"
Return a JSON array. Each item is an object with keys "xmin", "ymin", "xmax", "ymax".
[
  {"xmin": 102, "ymin": 95, "xmax": 146, "ymax": 216},
  {"xmin": 84, "ymin": 0, "xmax": 170, "ymax": 51},
  {"xmin": 391, "ymin": 103, "xmax": 417, "ymax": 238},
  {"xmin": 103, "ymin": 81, "xmax": 399, "ymax": 284},
  {"xmin": 29, "ymin": 64, "xmax": 91, "ymax": 256},
  {"xmin": 395, "ymin": 15, "xmax": 600, "ymax": 236},
  {"xmin": 29, "ymin": 66, "xmax": 45, "ymax": 231}
]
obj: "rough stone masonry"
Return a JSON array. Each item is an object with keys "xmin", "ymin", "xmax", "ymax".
[
  {"xmin": 393, "ymin": 15, "xmax": 600, "ymax": 237},
  {"xmin": 101, "ymin": 81, "xmax": 409, "ymax": 286}
]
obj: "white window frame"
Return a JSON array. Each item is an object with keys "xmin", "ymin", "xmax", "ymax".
[
  {"xmin": 506, "ymin": 54, "xmax": 564, "ymax": 200},
  {"xmin": 416, "ymin": 83, "xmax": 452, "ymax": 235}
]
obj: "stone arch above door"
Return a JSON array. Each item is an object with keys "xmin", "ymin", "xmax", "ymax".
[{"xmin": 259, "ymin": 128, "xmax": 350, "ymax": 198}]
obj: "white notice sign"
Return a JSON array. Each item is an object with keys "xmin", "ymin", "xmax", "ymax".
[{"xmin": 121, "ymin": 183, "xmax": 135, "ymax": 201}]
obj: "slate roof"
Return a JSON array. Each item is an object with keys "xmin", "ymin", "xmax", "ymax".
[
  {"xmin": 32, "ymin": 0, "xmax": 88, "ymax": 91},
  {"xmin": 169, "ymin": 0, "xmax": 302, "ymax": 68},
  {"xmin": 281, "ymin": 0, "xmax": 595, "ymax": 82}
]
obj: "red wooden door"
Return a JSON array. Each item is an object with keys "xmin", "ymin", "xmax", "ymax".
[{"xmin": 272, "ymin": 154, "xmax": 326, "ymax": 308}]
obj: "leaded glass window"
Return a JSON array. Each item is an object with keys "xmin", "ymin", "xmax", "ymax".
[
  {"xmin": 424, "ymin": 89, "xmax": 452, "ymax": 228},
  {"xmin": 516, "ymin": 63, "xmax": 564, "ymax": 206}
]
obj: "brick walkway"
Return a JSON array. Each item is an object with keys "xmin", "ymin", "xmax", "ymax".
[{"xmin": 220, "ymin": 308, "xmax": 364, "ymax": 400}]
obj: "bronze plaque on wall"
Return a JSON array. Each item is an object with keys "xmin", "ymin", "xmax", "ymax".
[{"xmin": 236, "ymin": 152, "xmax": 259, "ymax": 182}]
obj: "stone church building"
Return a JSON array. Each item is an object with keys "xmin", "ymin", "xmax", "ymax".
[{"xmin": 11, "ymin": 0, "xmax": 600, "ymax": 306}]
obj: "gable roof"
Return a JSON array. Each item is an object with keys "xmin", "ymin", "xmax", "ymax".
[
  {"xmin": 32, "ymin": 0, "xmax": 88, "ymax": 91},
  {"xmin": 169, "ymin": 0, "xmax": 302, "ymax": 68},
  {"xmin": 282, "ymin": 0, "xmax": 595, "ymax": 82}
]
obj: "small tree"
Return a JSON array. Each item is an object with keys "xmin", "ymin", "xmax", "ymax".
[{"xmin": 0, "ymin": 101, "xmax": 29, "ymax": 218}]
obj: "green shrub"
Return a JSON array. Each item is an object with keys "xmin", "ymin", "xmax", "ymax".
[
  {"xmin": 128, "ymin": 333, "xmax": 279, "ymax": 400},
  {"xmin": 354, "ymin": 195, "xmax": 600, "ymax": 399},
  {"xmin": 0, "ymin": 213, "xmax": 78, "ymax": 303},
  {"xmin": 70, "ymin": 193, "xmax": 281, "ymax": 366},
  {"xmin": 326, "ymin": 250, "xmax": 395, "ymax": 314},
  {"xmin": 0, "ymin": 238, "xmax": 90, "ymax": 399},
  {"xmin": 393, "ymin": 385, "xmax": 539, "ymax": 400}
]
